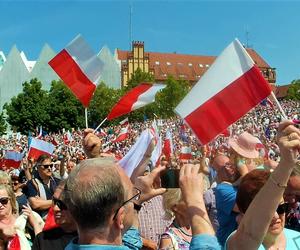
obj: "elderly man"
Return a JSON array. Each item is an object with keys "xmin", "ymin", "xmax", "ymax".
[
  {"xmin": 63, "ymin": 129, "xmax": 221, "ymax": 249},
  {"xmin": 213, "ymin": 154, "xmax": 240, "ymax": 246}
]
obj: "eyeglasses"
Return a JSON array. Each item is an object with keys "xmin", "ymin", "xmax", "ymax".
[
  {"xmin": 276, "ymin": 203, "xmax": 289, "ymax": 215},
  {"xmin": 113, "ymin": 187, "xmax": 141, "ymax": 220},
  {"xmin": 39, "ymin": 164, "xmax": 53, "ymax": 170},
  {"xmin": 52, "ymin": 197, "xmax": 68, "ymax": 210},
  {"xmin": 0, "ymin": 197, "xmax": 9, "ymax": 205}
]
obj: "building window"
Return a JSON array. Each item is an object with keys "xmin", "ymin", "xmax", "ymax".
[
  {"xmin": 199, "ymin": 64, "xmax": 203, "ymax": 67},
  {"xmin": 179, "ymin": 74, "xmax": 186, "ymax": 78},
  {"xmin": 188, "ymin": 63, "xmax": 193, "ymax": 66},
  {"xmin": 155, "ymin": 61, "xmax": 160, "ymax": 65},
  {"xmin": 166, "ymin": 62, "xmax": 171, "ymax": 66},
  {"xmin": 206, "ymin": 64, "xmax": 210, "ymax": 68}
]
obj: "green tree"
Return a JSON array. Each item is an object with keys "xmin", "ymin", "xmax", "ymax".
[
  {"xmin": 0, "ymin": 112, "xmax": 7, "ymax": 136},
  {"xmin": 286, "ymin": 80, "xmax": 300, "ymax": 100},
  {"xmin": 4, "ymin": 78, "xmax": 49, "ymax": 133},
  {"xmin": 125, "ymin": 68, "xmax": 154, "ymax": 90},
  {"xmin": 89, "ymin": 82, "xmax": 123, "ymax": 127},
  {"xmin": 46, "ymin": 80, "xmax": 85, "ymax": 132},
  {"xmin": 156, "ymin": 76, "xmax": 189, "ymax": 118}
]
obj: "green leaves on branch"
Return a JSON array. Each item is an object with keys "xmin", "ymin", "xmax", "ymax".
[
  {"xmin": 0, "ymin": 112, "xmax": 7, "ymax": 136},
  {"xmin": 286, "ymin": 80, "xmax": 300, "ymax": 100}
]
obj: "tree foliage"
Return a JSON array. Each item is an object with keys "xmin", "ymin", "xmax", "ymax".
[
  {"xmin": 0, "ymin": 112, "xmax": 7, "ymax": 136},
  {"xmin": 286, "ymin": 80, "xmax": 300, "ymax": 100},
  {"xmin": 4, "ymin": 70, "xmax": 191, "ymax": 133},
  {"xmin": 46, "ymin": 81, "xmax": 85, "ymax": 132},
  {"xmin": 4, "ymin": 78, "xmax": 49, "ymax": 133}
]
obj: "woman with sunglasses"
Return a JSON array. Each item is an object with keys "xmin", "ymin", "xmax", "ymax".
[
  {"xmin": 225, "ymin": 121, "xmax": 300, "ymax": 249},
  {"xmin": 0, "ymin": 184, "xmax": 44, "ymax": 249}
]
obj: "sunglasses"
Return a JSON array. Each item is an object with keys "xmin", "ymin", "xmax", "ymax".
[
  {"xmin": 39, "ymin": 164, "xmax": 53, "ymax": 170},
  {"xmin": 52, "ymin": 197, "xmax": 68, "ymax": 210},
  {"xmin": 113, "ymin": 187, "xmax": 141, "ymax": 220},
  {"xmin": 276, "ymin": 203, "xmax": 289, "ymax": 215},
  {"xmin": 0, "ymin": 197, "xmax": 9, "ymax": 205}
]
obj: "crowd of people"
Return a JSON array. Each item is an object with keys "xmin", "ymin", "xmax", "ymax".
[{"xmin": 0, "ymin": 99, "xmax": 300, "ymax": 249}]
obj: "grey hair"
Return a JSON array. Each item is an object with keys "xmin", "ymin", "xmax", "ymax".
[{"xmin": 64, "ymin": 158, "xmax": 125, "ymax": 230}]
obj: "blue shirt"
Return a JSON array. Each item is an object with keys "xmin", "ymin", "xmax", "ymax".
[
  {"xmin": 65, "ymin": 227, "xmax": 142, "ymax": 250},
  {"xmin": 224, "ymin": 228, "xmax": 300, "ymax": 250},
  {"xmin": 215, "ymin": 183, "xmax": 238, "ymax": 246},
  {"xmin": 190, "ymin": 234, "xmax": 221, "ymax": 250}
]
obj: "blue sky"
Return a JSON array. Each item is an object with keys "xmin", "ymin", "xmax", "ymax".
[{"xmin": 0, "ymin": 0, "xmax": 299, "ymax": 85}]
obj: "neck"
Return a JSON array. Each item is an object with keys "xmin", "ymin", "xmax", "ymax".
[
  {"xmin": 78, "ymin": 226, "xmax": 121, "ymax": 245},
  {"xmin": 263, "ymin": 232, "xmax": 284, "ymax": 248},
  {"xmin": 40, "ymin": 174, "xmax": 50, "ymax": 184},
  {"xmin": 0, "ymin": 212, "xmax": 14, "ymax": 224},
  {"xmin": 61, "ymin": 223, "xmax": 77, "ymax": 233}
]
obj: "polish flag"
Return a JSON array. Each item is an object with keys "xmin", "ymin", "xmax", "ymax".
[
  {"xmin": 163, "ymin": 129, "xmax": 173, "ymax": 160},
  {"xmin": 120, "ymin": 117, "xmax": 129, "ymax": 126},
  {"xmin": 3, "ymin": 151, "xmax": 23, "ymax": 169},
  {"xmin": 28, "ymin": 138, "xmax": 55, "ymax": 160},
  {"xmin": 175, "ymin": 39, "xmax": 272, "ymax": 145},
  {"xmin": 107, "ymin": 83, "xmax": 166, "ymax": 120},
  {"xmin": 119, "ymin": 129, "xmax": 154, "ymax": 177},
  {"xmin": 113, "ymin": 126, "xmax": 129, "ymax": 143},
  {"xmin": 180, "ymin": 146, "xmax": 192, "ymax": 160},
  {"xmin": 49, "ymin": 34, "xmax": 104, "ymax": 107}
]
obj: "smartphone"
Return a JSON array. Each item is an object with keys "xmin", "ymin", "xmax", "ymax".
[{"xmin": 160, "ymin": 168, "xmax": 180, "ymax": 188}]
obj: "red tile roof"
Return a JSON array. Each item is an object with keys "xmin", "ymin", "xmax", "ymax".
[
  {"xmin": 274, "ymin": 84, "xmax": 290, "ymax": 98},
  {"xmin": 117, "ymin": 47, "xmax": 272, "ymax": 82}
]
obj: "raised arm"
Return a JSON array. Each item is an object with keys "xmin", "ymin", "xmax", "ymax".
[{"xmin": 227, "ymin": 120, "xmax": 300, "ymax": 250}]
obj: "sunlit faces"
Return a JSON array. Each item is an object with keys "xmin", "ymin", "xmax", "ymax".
[
  {"xmin": 52, "ymin": 186, "xmax": 71, "ymax": 226},
  {"xmin": 38, "ymin": 158, "xmax": 53, "ymax": 178},
  {"xmin": 267, "ymin": 201, "xmax": 287, "ymax": 236}
]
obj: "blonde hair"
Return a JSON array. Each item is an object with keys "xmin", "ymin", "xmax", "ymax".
[
  {"xmin": 0, "ymin": 184, "xmax": 18, "ymax": 215},
  {"xmin": 0, "ymin": 171, "xmax": 12, "ymax": 186},
  {"xmin": 162, "ymin": 188, "xmax": 182, "ymax": 220}
]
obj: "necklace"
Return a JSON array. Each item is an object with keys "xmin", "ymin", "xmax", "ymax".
[{"xmin": 172, "ymin": 221, "xmax": 192, "ymax": 237}]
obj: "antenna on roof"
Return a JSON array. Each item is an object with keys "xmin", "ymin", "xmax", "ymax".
[
  {"xmin": 129, "ymin": 3, "xmax": 133, "ymax": 50},
  {"xmin": 244, "ymin": 26, "xmax": 253, "ymax": 48}
]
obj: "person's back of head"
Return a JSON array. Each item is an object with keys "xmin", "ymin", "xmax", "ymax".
[{"xmin": 64, "ymin": 158, "xmax": 125, "ymax": 231}]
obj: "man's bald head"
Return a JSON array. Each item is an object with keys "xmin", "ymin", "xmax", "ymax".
[{"xmin": 64, "ymin": 158, "xmax": 125, "ymax": 230}]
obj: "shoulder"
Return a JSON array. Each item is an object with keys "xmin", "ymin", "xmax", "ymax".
[{"xmin": 284, "ymin": 228, "xmax": 300, "ymax": 238}]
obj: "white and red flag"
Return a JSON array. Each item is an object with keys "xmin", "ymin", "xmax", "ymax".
[
  {"xmin": 28, "ymin": 138, "xmax": 55, "ymax": 160},
  {"xmin": 163, "ymin": 129, "xmax": 173, "ymax": 160},
  {"xmin": 119, "ymin": 129, "xmax": 154, "ymax": 177},
  {"xmin": 113, "ymin": 126, "xmax": 129, "ymax": 143},
  {"xmin": 107, "ymin": 83, "xmax": 166, "ymax": 120},
  {"xmin": 120, "ymin": 117, "xmax": 129, "ymax": 126},
  {"xmin": 36, "ymin": 126, "xmax": 43, "ymax": 139},
  {"xmin": 49, "ymin": 35, "xmax": 103, "ymax": 107},
  {"xmin": 3, "ymin": 151, "xmax": 23, "ymax": 169},
  {"xmin": 175, "ymin": 39, "xmax": 272, "ymax": 145},
  {"xmin": 180, "ymin": 146, "xmax": 192, "ymax": 160}
]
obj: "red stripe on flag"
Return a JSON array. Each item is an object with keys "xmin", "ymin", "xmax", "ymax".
[
  {"xmin": 2, "ymin": 159, "xmax": 21, "ymax": 169},
  {"xmin": 49, "ymin": 49, "xmax": 96, "ymax": 107},
  {"xmin": 107, "ymin": 83, "xmax": 153, "ymax": 120},
  {"xmin": 185, "ymin": 66, "xmax": 271, "ymax": 145},
  {"xmin": 28, "ymin": 147, "xmax": 52, "ymax": 160}
]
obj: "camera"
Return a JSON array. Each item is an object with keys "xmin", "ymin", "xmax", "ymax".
[{"xmin": 160, "ymin": 168, "xmax": 180, "ymax": 188}]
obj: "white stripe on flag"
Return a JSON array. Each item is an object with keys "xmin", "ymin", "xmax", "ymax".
[
  {"xmin": 65, "ymin": 34, "xmax": 104, "ymax": 84},
  {"xmin": 132, "ymin": 84, "xmax": 166, "ymax": 110},
  {"xmin": 176, "ymin": 39, "xmax": 254, "ymax": 118}
]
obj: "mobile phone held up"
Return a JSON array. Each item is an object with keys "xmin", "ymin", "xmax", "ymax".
[{"xmin": 160, "ymin": 168, "xmax": 180, "ymax": 188}]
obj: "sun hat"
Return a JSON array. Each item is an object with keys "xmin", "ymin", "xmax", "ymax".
[{"xmin": 228, "ymin": 132, "xmax": 259, "ymax": 159}]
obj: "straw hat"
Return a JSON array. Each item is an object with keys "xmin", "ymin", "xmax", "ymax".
[{"xmin": 228, "ymin": 132, "xmax": 259, "ymax": 159}]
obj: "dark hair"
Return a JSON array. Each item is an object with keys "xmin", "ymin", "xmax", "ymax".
[
  {"xmin": 236, "ymin": 169, "xmax": 271, "ymax": 214},
  {"xmin": 64, "ymin": 158, "xmax": 124, "ymax": 230},
  {"xmin": 36, "ymin": 154, "xmax": 51, "ymax": 166}
]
